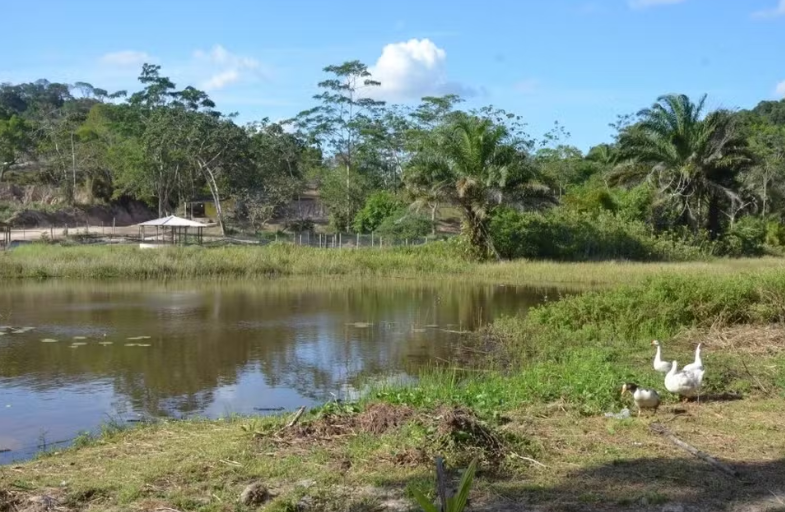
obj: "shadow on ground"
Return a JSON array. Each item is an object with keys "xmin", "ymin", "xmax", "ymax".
[{"xmin": 376, "ymin": 457, "xmax": 785, "ymax": 512}]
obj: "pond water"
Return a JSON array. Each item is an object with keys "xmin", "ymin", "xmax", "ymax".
[{"xmin": 0, "ymin": 278, "xmax": 556, "ymax": 463}]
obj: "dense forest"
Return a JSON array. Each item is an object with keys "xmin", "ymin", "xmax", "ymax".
[{"xmin": 2, "ymin": 60, "xmax": 785, "ymax": 260}]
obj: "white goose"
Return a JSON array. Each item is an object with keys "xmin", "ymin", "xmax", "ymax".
[
  {"xmin": 682, "ymin": 343, "xmax": 704, "ymax": 372},
  {"xmin": 621, "ymin": 382, "xmax": 661, "ymax": 417},
  {"xmin": 651, "ymin": 340, "xmax": 672, "ymax": 373},
  {"xmin": 664, "ymin": 361, "xmax": 705, "ymax": 402}
]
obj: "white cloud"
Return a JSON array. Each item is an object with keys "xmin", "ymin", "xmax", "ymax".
[
  {"xmin": 752, "ymin": 0, "xmax": 785, "ymax": 18},
  {"xmin": 776, "ymin": 81, "xmax": 785, "ymax": 98},
  {"xmin": 628, "ymin": 0, "xmax": 686, "ymax": 9},
  {"xmin": 366, "ymin": 38, "xmax": 474, "ymax": 101},
  {"xmin": 192, "ymin": 45, "xmax": 263, "ymax": 91},
  {"xmin": 99, "ymin": 50, "xmax": 153, "ymax": 67}
]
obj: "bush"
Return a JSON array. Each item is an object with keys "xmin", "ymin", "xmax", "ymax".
[
  {"xmin": 721, "ymin": 216, "xmax": 766, "ymax": 257},
  {"xmin": 489, "ymin": 206, "xmax": 706, "ymax": 262},
  {"xmin": 375, "ymin": 209, "xmax": 433, "ymax": 240},
  {"xmin": 352, "ymin": 191, "xmax": 403, "ymax": 233}
]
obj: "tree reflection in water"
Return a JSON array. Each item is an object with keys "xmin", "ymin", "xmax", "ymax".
[{"xmin": 0, "ymin": 278, "xmax": 556, "ymax": 458}]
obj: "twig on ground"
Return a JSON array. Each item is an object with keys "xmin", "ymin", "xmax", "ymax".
[
  {"xmin": 740, "ymin": 357, "xmax": 770, "ymax": 395},
  {"xmin": 650, "ymin": 422, "xmax": 739, "ymax": 478},
  {"xmin": 510, "ymin": 452, "xmax": 547, "ymax": 469},
  {"xmin": 286, "ymin": 406, "xmax": 306, "ymax": 428}
]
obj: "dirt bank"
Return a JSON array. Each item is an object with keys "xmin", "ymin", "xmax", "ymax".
[{"xmin": 1, "ymin": 184, "xmax": 156, "ymax": 228}]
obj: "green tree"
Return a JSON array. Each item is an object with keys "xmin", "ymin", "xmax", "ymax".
[
  {"xmin": 614, "ymin": 94, "xmax": 753, "ymax": 238},
  {"xmin": 405, "ymin": 113, "xmax": 539, "ymax": 257},
  {"xmin": 0, "ymin": 115, "xmax": 33, "ymax": 182},
  {"xmin": 352, "ymin": 190, "xmax": 403, "ymax": 233},
  {"xmin": 236, "ymin": 120, "xmax": 311, "ymax": 229}
]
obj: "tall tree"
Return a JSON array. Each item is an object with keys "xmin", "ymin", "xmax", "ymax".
[
  {"xmin": 614, "ymin": 94, "xmax": 753, "ymax": 237},
  {"xmin": 0, "ymin": 115, "xmax": 33, "ymax": 182},
  {"xmin": 405, "ymin": 113, "xmax": 538, "ymax": 257}
]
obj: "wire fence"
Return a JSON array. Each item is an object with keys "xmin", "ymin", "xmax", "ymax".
[
  {"xmin": 1, "ymin": 224, "xmax": 457, "ymax": 250},
  {"xmin": 253, "ymin": 231, "xmax": 455, "ymax": 249}
]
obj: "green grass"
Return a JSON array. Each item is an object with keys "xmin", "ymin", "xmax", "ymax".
[
  {"xmin": 2, "ymin": 242, "xmax": 785, "ymax": 286},
  {"xmin": 372, "ymin": 271, "xmax": 785, "ymax": 417},
  {"xmin": 2, "ymin": 256, "xmax": 785, "ymax": 511}
]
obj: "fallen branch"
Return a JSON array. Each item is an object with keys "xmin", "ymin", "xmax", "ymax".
[
  {"xmin": 740, "ymin": 358, "xmax": 769, "ymax": 395},
  {"xmin": 650, "ymin": 422, "xmax": 739, "ymax": 478},
  {"xmin": 510, "ymin": 452, "xmax": 547, "ymax": 469},
  {"xmin": 286, "ymin": 406, "xmax": 306, "ymax": 428}
]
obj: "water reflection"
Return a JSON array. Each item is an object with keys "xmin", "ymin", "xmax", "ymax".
[{"xmin": 0, "ymin": 278, "xmax": 553, "ymax": 462}]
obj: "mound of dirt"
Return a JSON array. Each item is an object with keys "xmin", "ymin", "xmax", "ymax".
[
  {"xmin": 285, "ymin": 403, "xmax": 415, "ymax": 441},
  {"xmin": 269, "ymin": 403, "xmax": 507, "ymax": 466}
]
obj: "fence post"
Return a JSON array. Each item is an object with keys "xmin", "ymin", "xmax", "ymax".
[
  {"xmin": 356, "ymin": 232, "xmax": 360, "ymax": 247},
  {"xmin": 371, "ymin": 231, "xmax": 374, "ymax": 248},
  {"xmin": 112, "ymin": 217, "xmax": 116, "ymax": 239},
  {"xmin": 338, "ymin": 233, "xmax": 342, "ymax": 249}
]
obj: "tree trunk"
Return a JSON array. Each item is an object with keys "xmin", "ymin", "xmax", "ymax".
[
  {"xmin": 200, "ymin": 162, "xmax": 226, "ymax": 236},
  {"xmin": 707, "ymin": 195, "xmax": 721, "ymax": 240},
  {"xmin": 0, "ymin": 163, "xmax": 9, "ymax": 182},
  {"xmin": 430, "ymin": 204, "xmax": 437, "ymax": 235}
]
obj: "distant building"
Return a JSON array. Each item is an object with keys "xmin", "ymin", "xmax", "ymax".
[{"xmin": 184, "ymin": 196, "xmax": 235, "ymax": 221}]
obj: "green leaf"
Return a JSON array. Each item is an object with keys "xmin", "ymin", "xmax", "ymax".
[{"xmin": 411, "ymin": 488, "xmax": 439, "ymax": 512}]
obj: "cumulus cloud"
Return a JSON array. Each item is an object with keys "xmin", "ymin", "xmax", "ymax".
[
  {"xmin": 366, "ymin": 39, "xmax": 474, "ymax": 101},
  {"xmin": 192, "ymin": 45, "xmax": 263, "ymax": 91},
  {"xmin": 776, "ymin": 81, "xmax": 785, "ymax": 98},
  {"xmin": 628, "ymin": 0, "xmax": 686, "ymax": 9},
  {"xmin": 100, "ymin": 50, "xmax": 153, "ymax": 67},
  {"xmin": 752, "ymin": 0, "xmax": 785, "ymax": 18}
]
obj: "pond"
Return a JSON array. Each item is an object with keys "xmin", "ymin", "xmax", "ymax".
[{"xmin": 0, "ymin": 278, "xmax": 557, "ymax": 463}]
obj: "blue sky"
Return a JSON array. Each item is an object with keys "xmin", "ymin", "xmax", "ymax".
[{"xmin": 2, "ymin": 0, "xmax": 785, "ymax": 150}]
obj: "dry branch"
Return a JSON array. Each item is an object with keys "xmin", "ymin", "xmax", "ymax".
[
  {"xmin": 650, "ymin": 422, "xmax": 739, "ymax": 478},
  {"xmin": 286, "ymin": 406, "xmax": 306, "ymax": 428}
]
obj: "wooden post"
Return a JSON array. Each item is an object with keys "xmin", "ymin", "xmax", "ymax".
[
  {"xmin": 112, "ymin": 217, "xmax": 116, "ymax": 239},
  {"xmin": 50, "ymin": 226, "xmax": 53, "ymax": 240},
  {"xmin": 371, "ymin": 232, "xmax": 374, "ymax": 247},
  {"xmin": 339, "ymin": 233, "xmax": 342, "ymax": 249},
  {"xmin": 356, "ymin": 232, "xmax": 360, "ymax": 247}
]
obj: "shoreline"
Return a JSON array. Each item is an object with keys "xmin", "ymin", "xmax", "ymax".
[
  {"xmin": 2, "ymin": 243, "xmax": 784, "ymax": 286},
  {"xmin": 1, "ymin": 252, "xmax": 784, "ymax": 511}
]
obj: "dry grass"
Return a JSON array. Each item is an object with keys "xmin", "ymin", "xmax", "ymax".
[
  {"xmin": 1, "ymin": 396, "xmax": 784, "ymax": 512},
  {"xmin": 3, "ymin": 243, "xmax": 785, "ymax": 287},
  {"xmin": 676, "ymin": 324, "xmax": 785, "ymax": 357}
]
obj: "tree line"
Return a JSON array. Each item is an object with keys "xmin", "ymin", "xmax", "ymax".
[{"xmin": 2, "ymin": 59, "xmax": 785, "ymax": 258}]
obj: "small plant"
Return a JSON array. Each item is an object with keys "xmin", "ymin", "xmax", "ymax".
[
  {"xmin": 239, "ymin": 418, "xmax": 270, "ymax": 438},
  {"xmin": 411, "ymin": 456, "xmax": 478, "ymax": 512},
  {"xmin": 72, "ymin": 431, "xmax": 94, "ymax": 448}
]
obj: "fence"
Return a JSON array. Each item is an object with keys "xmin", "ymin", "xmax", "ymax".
[
  {"xmin": 1, "ymin": 224, "xmax": 456, "ymax": 249},
  {"xmin": 254, "ymin": 231, "xmax": 455, "ymax": 249}
]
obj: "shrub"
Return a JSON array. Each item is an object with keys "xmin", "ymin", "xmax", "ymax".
[
  {"xmin": 721, "ymin": 216, "xmax": 766, "ymax": 257},
  {"xmin": 352, "ymin": 191, "xmax": 403, "ymax": 233},
  {"xmin": 376, "ymin": 209, "xmax": 433, "ymax": 240},
  {"xmin": 488, "ymin": 206, "xmax": 705, "ymax": 262}
]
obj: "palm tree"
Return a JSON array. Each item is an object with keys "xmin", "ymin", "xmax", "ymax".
[
  {"xmin": 404, "ymin": 115, "xmax": 542, "ymax": 257},
  {"xmin": 613, "ymin": 94, "xmax": 752, "ymax": 238}
]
